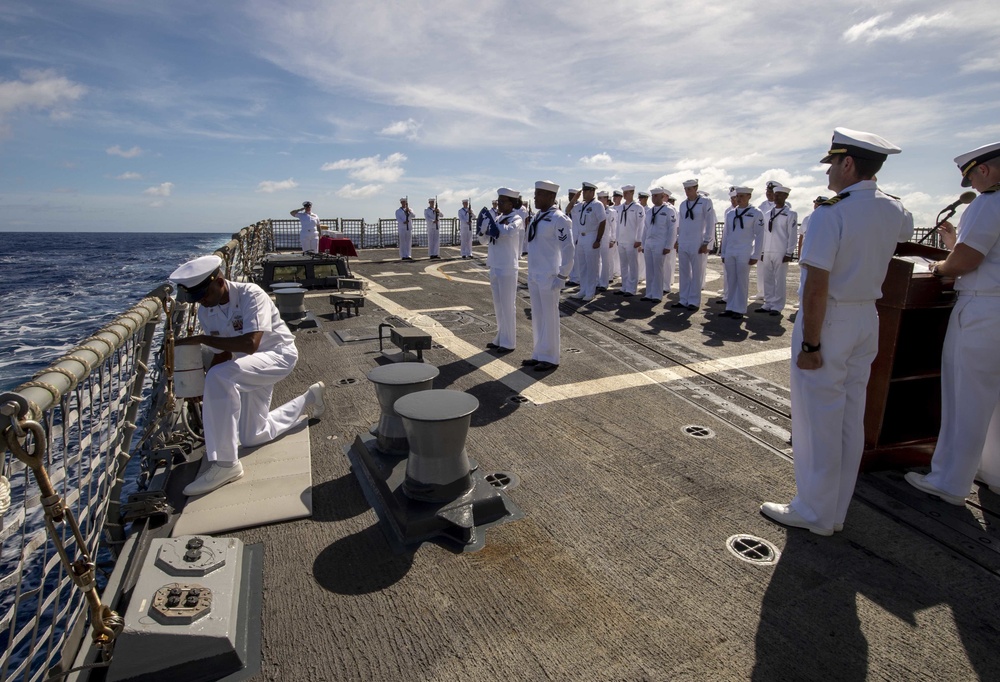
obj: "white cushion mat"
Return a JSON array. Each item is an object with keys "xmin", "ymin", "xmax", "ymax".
[{"xmin": 171, "ymin": 421, "xmax": 313, "ymax": 537}]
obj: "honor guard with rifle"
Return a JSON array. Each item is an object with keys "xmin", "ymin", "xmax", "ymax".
[
  {"xmin": 458, "ymin": 199, "xmax": 473, "ymax": 258},
  {"xmin": 425, "ymin": 197, "xmax": 442, "ymax": 259}
]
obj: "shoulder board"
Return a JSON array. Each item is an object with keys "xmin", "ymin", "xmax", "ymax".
[
  {"xmin": 879, "ymin": 189, "xmax": 902, "ymax": 200},
  {"xmin": 982, "ymin": 182, "xmax": 1000, "ymax": 195},
  {"xmin": 818, "ymin": 192, "xmax": 850, "ymax": 207}
]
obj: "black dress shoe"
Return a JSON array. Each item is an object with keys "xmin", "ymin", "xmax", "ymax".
[
  {"xmin": 429, "ymin": 255, "xmax": 440, "ymax": 259},
  {"xmin": 754, "ymin": 308, "xmax": 769, "ymax": 313},
  {"xmin": 687, "ymin": 304, "xmax": 698, "ymax": 311},
  {"xmin": 640, "ymin": 297, "xmax": 653, "ymax": 302},
  {"xmin": 521, "ymin": 358, "xmax": 540, "ymax": 366},
  {"xmin": 719, "ymin": 310, "xmax": 734, "ymax": 317},
  {"xmin": 496, "ymin": 346, "xmax": 514, "ymax": 353},
  {"xmin": 534, "ymin": 361, "xmax": 558, "ymax": 372},
  {"xmin": 596, "ymin": 286, "xmax": 607, "ymax": 292},
  {"xmin": 622, "ymin": 292, "xmax": 634, "ymax": 297},
  {"xmin": 671, "ymin": 302, "xmax": 686, "ymax": 308},
  {"xmin": 486, "ymin": 342, "xmax": 499, "ymax": 349},
  {"xmin": 715, "ymin": 299, "xmax": 726, "ymax": 305},
  {"xmin": 731, "ymin": 313, "xmax": 744, "ymax": 320},
  {"xmin": 769, "ymin": 310, "xmax": 781, "ymax": 316},
  {"xmin": 613, "ymin": 290, "xmax": 625, "ymax": 296},
  {"xmin": 402, "ymin": 257, "xmax": 414, "ymax": 261},
  {"xmin": 566, "ymin": 281, "xmax": 579, "ymax": 287}
]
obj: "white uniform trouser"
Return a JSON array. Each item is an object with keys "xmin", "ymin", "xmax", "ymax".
[
  {"xmin": 663, "ymin": 250, "xmax": 675, "ymax": 293},
  {"xmin": 759, "ymin": 252, "xmax": 790, "ymax": 311},
  {"xmin": 610, "ymin": 242, "xmax": 621, "ymax": 279},
  {"xmin": 399, "ymin": 228, "xmax": 411, "ymax": 258},
  {"xmin": 755, "ymin": 257, "xmax": 765, "ymax": 300},
  {"xmin": 202, "ymin": 347, "xmax": 301, "ymax": 464},
  {"xmin": 528, "ymin": 275, "xmax": 562, "ymax": 364},
  {"xmin": 677, "ymin": 247, "xmax": 704, "ymax": 307},
  {"xmin": 576, "ymin": 236, "xmax": 601, "ymax": 298},
  {"xmin": 643, "ymin": 246, "xmax": 666, "ymax": 300},
  {"xmin": 723, "ymin": 256, "xmax": 751, "ymax": 313},
  {"xmin": 519, "ymin": 227, "xmax": 528, "ymax": 255},
  {"xmin": 790, "ymin": 303, "xmax": 878, "ymax": 530},
  {"xmin": 428, "ymin": 225, "xmax": 440, "ymax": 256},
  {"xmin": 925, "ymin": 295, "xmax": 1000, "ymax": 497},
  {"xmin": 490, "ymin": 268, "xmax": 518, "ymax": 349},
  {"xmin": 598, "ymin": 240, "xmax": 613, "ymax": 288},
  {"xmin": 460, "ymin": 227, "xmax": 473, "ymax": 257},
  {"xmin": 300, "ymin": 231, "xmax": 319, "ymax": 253},
  {"xmin": 618, "ymin": 243, "xmax": 641, "ymax": 293}
]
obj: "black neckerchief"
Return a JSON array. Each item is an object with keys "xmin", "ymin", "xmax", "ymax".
[
  {"xmin": 579, "ymin": 199, "xmax": 594, "ymax": 226},
  {"xmin": 768, "ymin": 206, "xmax": 786, "ymax": 232},
  {"xmin": 527, "ymin": 208, "xmax": 553, "ymax": 242},
  {"xmin": 734, "ymin": 206, "xmax": 751, "ymax": 230},
  {"xmin": 684, "ymin": 196, "xmax": 701, "ymax": 220}
]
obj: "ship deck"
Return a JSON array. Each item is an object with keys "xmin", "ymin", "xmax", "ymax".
[{"xmin": 226, "ymin": 246, "xmax": 1000, "ymax": 681}]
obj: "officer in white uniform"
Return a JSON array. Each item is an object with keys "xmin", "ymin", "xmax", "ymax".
[
  {"xmin": 719, "ymin": 187, "xmax": 764, "ymax": 319},
  {"xmin": 757, "ymin": 185, "xmax": 798, "ymax": 315},
  {"xmin": 523, "ymin": 180, "xmax": 575, "ymax": 372},
  {"xmin": 597, "ymin": 190, "xmax": 617, "ymax": 292},
  {"xmin": 906, "ymin": 141, "xmax": 1000, "ymax": 505},
  {"xmin": 290, "ymin": 201, "xmax": 320, "ymax": 253},
  {"xmin": 395, "ymin": 199, "xmax": 415, "ymax": 261},
  {"xmin": 570, "ymin": 182, "xmax": 607, "ymax": 302},
  {"xmin": 761, "ymin": 128, "xmax": 913, "ymax": 535},
  {"xmin": 614, "ymin": 185, "xmax": 645, "ymax": 297},
  {"xmin": 170, "ymin": 255, "xmax": 325, "ymax": 496},
  {"xmin": 754, "ymin": 181, "xmax": 778, "ymax": 301},
  {"xmin": 424, "ymin": 199, "xmax": 442, "ymax": 259},
  {"xmin": 479, "ymin": 188, "xmax": 523, "ymax": 352},
  {"xmin": 641, "ymin": 188, "xmax": 677, "ymax": 303},
  {"xmin": 673, "ymin": 179, "xmax": 716, "ymax": 310},
  {"xmin": 458, "ymin": 199, "xmax": 473, "ymax": 259}
]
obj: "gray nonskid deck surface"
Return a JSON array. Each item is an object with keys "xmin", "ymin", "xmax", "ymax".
[{"xmin": 226, "ymin": 248, "xmax": 1000, "ymax": 681}]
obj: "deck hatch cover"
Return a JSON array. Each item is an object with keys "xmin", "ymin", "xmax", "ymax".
[
  {"xmin": 726, "ymin": 534, "xmax": 780, "ymax": 566},
  {"xmin": 683, "ymin": 425, "xmax": 715, "ymax": 439}
]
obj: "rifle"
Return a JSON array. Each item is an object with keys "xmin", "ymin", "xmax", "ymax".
[
  {"xmin": 404, "ymin": 196, "xmax": 410, "ymax": 229},
  {"xmin": 434, "ymin": 195, "xmax": 440, "ymax": 230}
]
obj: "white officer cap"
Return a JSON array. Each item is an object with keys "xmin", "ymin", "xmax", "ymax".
[
  {"xmin": 581, "ymin": 182, "xmax": 598, "ymax": 190},
  {"xmin": 302, "ymin": 201, "xmax": 312, "ymax": 207},
  {"xmin": 955, "ymin": 142, "xmax": 1000, "ymax": 187},
  {"xmin": 597, "ymin": 190, "xmax": 609, "ymax": 198},
  {"xmin": 621, "ymin": 184, "xmax": 636, "ymax": 192},
  {"xmin": 735, "ymin": 186, "xmax": 753, "ymax": 195},
  {"xmin": 682, "ymin": 179, "xmax": 699, "ymax": 188},
  {"xmin": 729, "ymin": 189, "xmax": 738, "ymax": 198},
  {"xmin": 772, "ymin": 185, "xmax": 791, "ymax": 194},
  {"xmin": 814, "ymin": 195, "xmax": 829, "ymax": 203},
  {"xmin": 497, "ymin": 187, "xmax": 520, "ymax": 198},
  {"xmin": 765, "ymin": 180, "xmax": 777, "ymax": 189},
  {"xmin": 638, "ymin": 191, "xmax": 650, "ymax": 198},
  {"xmin": 535, "ymin": 180, "xmax": 559, "ymax": 193},
  {"xmin": 169, "ymin": 255, "xmax": 223, "ymax": 299},
  {"xmin": 821, "ymin": 127, "xmax": 902, "ymax": 164}
]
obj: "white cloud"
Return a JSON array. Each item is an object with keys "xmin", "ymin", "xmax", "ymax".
[
  {"xmin": 961, "ymin": 57, "xmax": 1000, "ymax": 75},
  {"xmin": 580, "ymin": 153, "xmax": 614, "ymax": 167},
  {"xmin": 380, "ymin": 119, "xmax": 420, "ymax": 139},
  {"xmin": 336, "ymin": 183, "xmax": 381, "ymax": 199},
  {"xmin": 107, "ymin": 145, "xmax": 144, "ymax": 158},
  {"xmin": 143, "ymin": 182, "xmax": 173, "ymax": 197},
  {"xmin": 0, "ymin": 70, "xmax": 86, "ymax": 119},
  {"xmin": 843, "ymin": 12, "xmax": 950, "ymax": 44},
  {"xmin": 321, "ymin": 152, "xmax": 406, "ymax": 183},
  {"xmin": 115, "ymin": 172, "xmax": 142, "ymax": 180},
  {"xmin": 256, "ymin": 178, "xmax": 298, "ymax": 193}
]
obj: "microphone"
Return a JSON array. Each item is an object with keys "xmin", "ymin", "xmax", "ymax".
[{"xmin": 941, "ymin": 191, "xmax": 976, "ymax": 213}]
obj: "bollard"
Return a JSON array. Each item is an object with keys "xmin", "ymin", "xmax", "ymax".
[
  {"xmin": 273, "ymin": 287, "xmax": 306, "ymax": 322},
  {"xmin": 366, "ymin": 363, "xmax": 439, "ymax": 456},
  {"xmin": 394, "ymin": 390, "xmax": 479, "ymax": 503}
]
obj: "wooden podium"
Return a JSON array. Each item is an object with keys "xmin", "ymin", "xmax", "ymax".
[{"xmin": 862, "ymin": 242, "xmax": 955, "ymax": 469}]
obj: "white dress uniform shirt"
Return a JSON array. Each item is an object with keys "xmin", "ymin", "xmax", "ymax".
[
  {"xmin": 482, "ymin": 211, "xmax": 523, "ymax": 349},
  {"xmin": 296, "ymin": 210, "xmax": 320, "ymax": 253},
  {"xmin": 642, "ymin": 203, "xmax": 678, "ymax": 301},
  {"xmin": 599, "ymin": 203, "xmax": 618, "ymax": 288},
  {"xmin": 616, "ymin": 201, "xmax": 646, "ymax": 294},
  {"xmin": 516, "ymin": 205, "xmax": 530, "ymax": 256},
  {"xmin": 395, "ymin": 206, "xmax": 414, "ymax": 259},
  {"xmin": 527, "ymin": 208, "xmax": 575, "ymax": 364},
  {"xmin": 571, "ymin": 199, "xmax": 607, "ymax": 300},
  {"xmin": 424, "ymin": 206, "xmax": 441, "ymax": 257},
  {"xmin": 198, "ymin": 281, "xmax": 306, "ymax": 464},
  {"xmin": 924, "ymin": 187, "xmax": 1000, "ymax": 498},
  {"xmin": 721, "ymin": 205, "xmax": 765, "ymax": 313},
  {"xmin": 758, "ymin": 205, "xmax": 799, "ymax": 312},
  {"xmin": 458, "ymin": 206, "xmax": 473, "ymax": 257},
  {"xmin": 790, "ymin": 180, "xmax": 913, "ymax": 531},
  {"xmin": 677, "ymin": 195, "xmax": 716, "ymax": 307}
]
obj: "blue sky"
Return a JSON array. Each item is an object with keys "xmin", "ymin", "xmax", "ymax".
[{"xmin": 1, "ymin": 0, "xmax": 998, "ymax": 232}]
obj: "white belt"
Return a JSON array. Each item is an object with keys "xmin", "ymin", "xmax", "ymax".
[
  {"xmin": 958, "ymin": 290, "xmax": 1000, "ymax": 297},
  {"xmin": 827, "ymin": 299, "xmax": 873, "ymax": 307}
]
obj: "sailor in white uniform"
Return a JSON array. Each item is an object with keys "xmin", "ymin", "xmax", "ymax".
[
  {"xmin": 565, "ymin": 189, "xmax": 580, "ymax": 286},
  {"xmin": 523, "ymin": 180, "xmax": 575, "ymax": 373},
  {"xmin": 716, "ymin": 188, "xmax": 738, "ymax": 306},
  {"xmin": 515, "ymin": 197, "xmax": 531, "ymax": 258},
  {"xmin": 673, "ymin": 179, "xmax": 716, "ymax": 310},
  {"xmin": 610, "ymin": 190, "xmax": 623, "ymax": 281},
  {"xmin": 570, "ymin": 182, "xmax": 607, "ymax": 301},
  {"xmin": 614, "ymin": 185, "xmax": 645, "ymax": 297},
  {"xmin": 597, "ymin": 190, "xmax": 617, "ymax": 292},
  {"xmin": 761, "ymin": 128, "xmax": 913, "ymax": 535},
  {"xmin": 756, "ymin": 185, "xmax": 798, "ymax": 315},
  {"xmin": 395, "ymin": 199, "xmax": 415, "ymax": 261},
  {"xmin": 754, "ymin": 181, "xmax": 778, "ymax": 301},
  {"xmin": 458, "ymin": 199, "xmax": 473, "ymax": 259},
  {"xmin": 424, "ymin": 199, "xmax": 442, "ymax": 259},
  {"xmin": 170, "ymin": 255, "xmax": 326, "ymax": 497},
  {"xmin": 906, "ymin": 141, "xmax": 1000, "ymax": 505},
  {"xmin": 290, "ymin": 201, "xmax": 320, "ymax": 253},
  {"xmin": 662, "ymin": 190, "xmax": 677, "ymax": 294},
  {"xmin": 641, "ymin": 188, "xmax": 677, "ymax": 303},
  {"xmin": 479, "ymin": 188, "xmax": 523, "ymax": 352},
  {"xmin": 719, "ymin": 187, "xmax": 764, "ymax": 319}
]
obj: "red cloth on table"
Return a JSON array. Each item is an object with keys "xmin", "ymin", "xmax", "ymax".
[{"xmin": 319, "ymin": 236, "xmax": 358, "ymax": 257}]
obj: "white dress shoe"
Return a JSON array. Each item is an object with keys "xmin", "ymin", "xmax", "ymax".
[
  {"xmin": 302, "ymin": 381, "xmax": 326, "ymax": 419},
  {"xmin": 183, "ymin": 461, "xmax": 244, "ymax": 497},
  {"xmin": 904, "ymin": 472, "xmax": 966, "ymax": 506},
  {"xmin": 760, "ymin": 502, "xmax": 834, "ymax": 536}
]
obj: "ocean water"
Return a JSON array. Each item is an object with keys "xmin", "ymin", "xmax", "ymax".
[{"xmin": 0, "ymin": 232, "xmax": 230, "ymax": 392}]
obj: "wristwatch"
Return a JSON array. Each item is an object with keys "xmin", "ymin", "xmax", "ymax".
[
  {"xmin": 801, "ymin": 341, "xmax": 821, "ymax": 353},
  {"xmin": 931, "ymin": 261, "xmax": 943, "ymax": 277}
]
